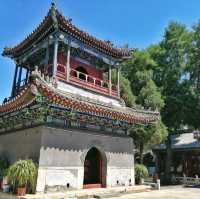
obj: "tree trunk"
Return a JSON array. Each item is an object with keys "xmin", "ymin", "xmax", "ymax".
[
  {"xmin": 139, "ymin": 143, "xmax": 144, "ymax": 164},
  {"xmin": 165, "ymin": 135, "xmax": 172, "ymax": 184}
]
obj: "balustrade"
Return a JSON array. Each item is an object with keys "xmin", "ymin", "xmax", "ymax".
[{"xmin": 45, "ymin": 63, "xmax": 118, "ymax": 97}]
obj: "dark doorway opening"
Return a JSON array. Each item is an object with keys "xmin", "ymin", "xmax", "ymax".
[{"xmin": 83, "ymin": 147, "xmax": 105, "ymax": 189}]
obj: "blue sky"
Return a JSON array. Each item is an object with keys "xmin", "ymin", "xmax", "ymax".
[{"xmin": 1, "ymin": 0, "xmax": 200, "ymax": 102}]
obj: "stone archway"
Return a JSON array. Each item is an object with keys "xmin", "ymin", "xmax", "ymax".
[{"xmin": 83, "ymin": 147, "xmax": 107, "ymax": 189}]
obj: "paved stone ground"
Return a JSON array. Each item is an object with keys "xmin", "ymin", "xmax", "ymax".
[
  {"xmin": 0, "ymin": 186, "xmax": 199, "ymax": 199},
  {"xmin": 106, "ymin": 186, "xmax": 200, "ymax": 199},
  {"xmin": 0, "ymin": 185, "xmax": 151, "ymax": 199}
]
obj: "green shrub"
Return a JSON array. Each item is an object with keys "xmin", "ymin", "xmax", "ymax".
[
  {"xmin": 0, "ymin": 158, "xmax": 9, "ymax": 180},
  {"xmin": 135, "ymin": 164, "xmax": 148, "ymax": 184},
  {"xmin": 7, "ymin": 159, "xmax": 37, "ymax": 192}
]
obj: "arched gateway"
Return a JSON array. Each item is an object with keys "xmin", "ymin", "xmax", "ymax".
[{"xmin": 83, "ymin": 147, "xmax": 107, "ymax": 189}]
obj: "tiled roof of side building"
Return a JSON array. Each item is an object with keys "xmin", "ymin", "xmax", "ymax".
[
  {"xmin": 2, "ymin": 3, "xmax": 132, "ymax": 59},
  {"xmin": 154, "ymin": 131, "xmax": 200, "ymax": 150}
]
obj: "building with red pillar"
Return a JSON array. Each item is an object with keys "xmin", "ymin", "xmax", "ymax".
[{"xmin": 0, "ymin": 3, "xmax": 159, "ymax": 192}]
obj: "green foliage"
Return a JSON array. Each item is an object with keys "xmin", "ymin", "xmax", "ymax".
[
  {"xmin": 148, "ymin": 120, "xmax": 168, "ymax": 147},
  {"xmin": 130, "ymin": 120, "xmax": 168, "ymax": 163},
  {"xmin": 138, "ymin": 80, "xmax": 164, "ymax": 111},
  {"xmin": 119, "ymin": 75, "xmax": 136, "ymax": 107},
  {"xmin": 114, "ymin": 17, "xmax": 200, "ymax": 173},
  {"xmin": 122, "ymin": 50, "xmax": 157, "ymax": 95},
  {"xmin": 189, "ymin": 21, "xmax": 200, "ymax": 90},
  {"xmin": 121, "ymin": 49, "xmax": 167, "ymax": 162},
  {"xmin": 122, "ymin": 49, "xmax": 165, "ymax": 111},
  {"xmin": 7, "ymin": 159, "xmax": 37, "ymax": 191},
  {"xmin": 112, "ymin": 70, "xmax": 136, "ymax": 107},
  {"xmin": 147, "ymin": 21, "xmax": 194, "ymax": 130},
  {"xmin": 135, "ymin": 164, "xmax": 149, "ymax": 184}
]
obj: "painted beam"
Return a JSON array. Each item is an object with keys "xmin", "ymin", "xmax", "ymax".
[{"xmin": 62, "ymin": 32, "xmax": 119, "ymax": 66}]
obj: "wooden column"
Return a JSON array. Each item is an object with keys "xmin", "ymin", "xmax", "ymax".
[
  {"xmin": 17, "ymin": 66, "xmax": 23, "ymax": 94},
  {"xmin": 109, "ymin": 66, "xmax": 112, "ymax": 95},
  {"xmin": 11, "ymin": 65, "xmax": 18, "ymax": 97},
  {"xmin": 25, "ymin": 68, "xmax": 29, "ymax": 84},
  {"xmin": 117, "ymin": 66, "xmax": 120, "ymax": 97},
  {"xmin": 45, "ymin": 43, "xmax": 49, "ymax": 68},
  {"xmin": 53, "ymin": 40, "xmax": 58, "ymax": 77},
  {"xmin": 66, "ymin": 45, "xmax": 71, "ymax": 82}
]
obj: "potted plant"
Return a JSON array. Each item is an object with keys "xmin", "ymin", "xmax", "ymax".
[
  {"xmin": 7, "ymin": 159, "xmax": 37, "ymax": 196},
  {"xmin": 135, "ymin": 164, "xmax": 148, "ymax": 185}
]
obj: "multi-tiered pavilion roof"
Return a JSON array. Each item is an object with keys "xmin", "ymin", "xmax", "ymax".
[{"xmin": 0, "ymin": 3, "xmax": 160, "ymax": 135}]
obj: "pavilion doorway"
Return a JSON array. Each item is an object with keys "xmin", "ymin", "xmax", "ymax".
[{"xmin": 83, "ymin": 147, "xmax": 106, "ymax": 189}]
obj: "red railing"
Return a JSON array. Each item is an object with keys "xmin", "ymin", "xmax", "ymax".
[{"xmin": 48, "ymin": 63, "xmax": 118, "ymax": 97}]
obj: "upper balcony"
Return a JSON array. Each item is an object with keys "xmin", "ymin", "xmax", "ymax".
[
  {"xmin": 8, "ymin": 39, "xmax": 121, "ymax": 100},
  {"xmin": 55, "ymin": 63, "xmax": 118, "ymax": 97}
]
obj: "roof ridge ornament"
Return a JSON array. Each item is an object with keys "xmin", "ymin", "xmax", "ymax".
[
  {"xmin": 50, "ymin": 1, "xmax": 58, "ymax": 30},
  {"xmin": 51, "ymin": 0, "xmax": 56, "ymax": 9},
  {"xmin": 2, "ymin": 2, "xmax": 132, "ymax": 58}
]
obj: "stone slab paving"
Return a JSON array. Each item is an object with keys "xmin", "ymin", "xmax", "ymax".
[
  {"xmin": 106, "ymin": 186, "xmax": 200, "ymax": 199},
  {"xmin": 0, "ymin": 192, "xmax": 18, "ymax": 199},
  {"xmin": 0, "ymin": 185, "xmax": 151, "ymax": 199},
  {"xmin": 2, "ymin": 186, "xmax": 199, "ymax": 199}
]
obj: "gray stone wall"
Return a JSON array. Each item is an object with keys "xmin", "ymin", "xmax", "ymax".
[
  {"xmin": 36, "ymin": 127, "xmax": 134, "ymax": 192},
  {"xmin": 0, "ymin": 127, "xmax": 42, "ymax": 163},
  {"xmin": 0, "ymin": 126, "xmax": 135, "ymax": 192},
  {"xmin": 39, "ymin": 127, "xmax": 134, "ymax": 167}
]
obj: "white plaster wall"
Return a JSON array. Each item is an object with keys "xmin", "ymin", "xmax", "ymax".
[
  {"xmin": 107, "ymin": 167, "xmax": 135, "ymax": 187},
  {"xmin": 36, "ymin": 166, "xmax": 82, "ymax": 192},
  {"xmin": 106, "ymin": 152, "xmax": 135, "ymax": 187},
  {"xmin": 57, "ymin": 81, "xmax": 122, "ymax": 107},
  {"xmin": 36, "ymin": 166, "xmax": 134, "ymax": 192}
]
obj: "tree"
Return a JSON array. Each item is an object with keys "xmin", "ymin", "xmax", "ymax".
[
  {"xmin": 130, "ymin": 120, "xmax": 167, "ymax": 164},
  {"xmin": 147, "ymin": 22, "xmax": 192, "ymax": 130},
  {"xmin": 184, "ymin": 21, "xmax": 200, "ymax": 129},
  {"xmin": 122, "ymin": 50, "xmax": 157, "ymax": 96},
  {"xmin": 121, "ymin": 49, "xmax": 167, "ymax": 163},
  {"xmin": 137, "ymin": 79, "xmax": 164, "ymax": 111},
  {"xmin": 188, "ymin": 21, "xmax": 200, "ymax": 90},
  {"xmin": 147, "ymin": 22, "xmax": 197, "ymax": 183}
]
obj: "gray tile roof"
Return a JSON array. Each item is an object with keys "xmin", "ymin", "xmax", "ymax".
[{"xmin": 154, "ymin": 132, "xmax": 200, "ymax": 150}]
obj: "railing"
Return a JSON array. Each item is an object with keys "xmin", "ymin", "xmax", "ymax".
[
  {"xmin": 143, "ymin": 178, "xmax": 160, "ymax": 190},
  {"xmin": 69, "ymin": 68, "xmax": 117, "ymax": 96},
  {"xmin": 54, "ymin": 64, "xmax": 118, "ymax": 97},
  {"xmin": 174, "ymin": 175, "xmax": 200, "ymax": 186}
]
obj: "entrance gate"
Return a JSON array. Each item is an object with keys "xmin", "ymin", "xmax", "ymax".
[{"xmin": 83, "ymin": 147, "xmax": 106, "ymax": 189}]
